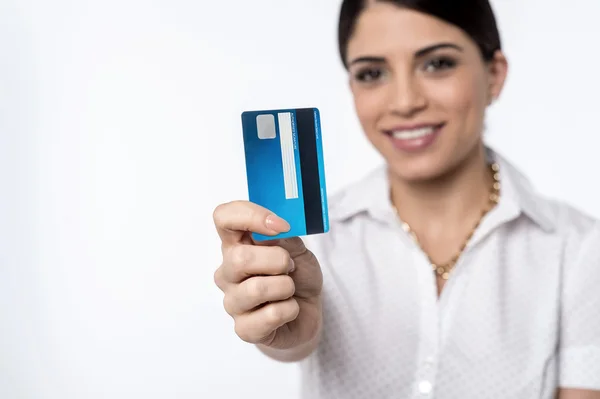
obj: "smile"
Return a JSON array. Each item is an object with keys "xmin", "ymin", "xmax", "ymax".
[{"xmin": 384, "ymin": 123, "xmax": 445, "ymax": 152}]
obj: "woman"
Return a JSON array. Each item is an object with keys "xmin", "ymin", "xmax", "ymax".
[{"xmin": 213, "ymin": 1, "xmax": 600, "ymax": 398}]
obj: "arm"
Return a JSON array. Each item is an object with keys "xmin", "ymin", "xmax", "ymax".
[
  {"xmin": 557, "ymin": 221, "xmax": 600, "ymax": 396},
  {"xmin": 557, "ymin": 388, "xmax": 600, "ymax": 399}
]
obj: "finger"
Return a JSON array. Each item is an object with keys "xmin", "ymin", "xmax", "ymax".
[
  {"xmin": 213, "ymin": 201, "xmax": 290, "ymax": 245},
  {"xmin": 255, "ymin": 237, "xmax": 310, "ymax": 259},
  {"xmin": 224, "ymin": 275, "xmax": 295, "ymax": 316},
  {"xmin": 233, "ymin": 298, "xmax": 300, "ymax": 344},
  {"xmin": 258, "ymin": 237, "xmax": 322, "ymax": 299},
  {"xmin": 214, "ymin": 266, "xmax": 226, "ymax": 291},
  {"xmin": 223, "ymin": 244, "xmax": 294, "ymax": 283}
]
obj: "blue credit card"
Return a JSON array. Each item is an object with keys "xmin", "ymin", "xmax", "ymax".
[{"xmin": 241, "ymin": 107, "xmax": 329, "ymax": 241}]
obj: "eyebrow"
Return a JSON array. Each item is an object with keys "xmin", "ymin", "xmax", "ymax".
[{"xmin": 348, "ymin": 42, "xmax": 464, "ymax": 66}]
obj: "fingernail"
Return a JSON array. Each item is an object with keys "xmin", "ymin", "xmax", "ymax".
[
  {"xmin": 265, "ymin": 214, "xmax": 291, "ymax": 232},
  {"xmin": 288, "ymin": 258, "xmax": 295, "ymax": 273}
]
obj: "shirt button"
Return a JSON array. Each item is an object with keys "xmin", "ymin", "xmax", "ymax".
[{"xmin": 418, "ymin": 380, "xmax": 433, "ymax": 395}]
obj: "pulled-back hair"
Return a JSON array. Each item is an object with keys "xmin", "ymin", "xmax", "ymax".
[{"xmin": 338, "ymin": 0, "xmax": 502, "ymax": 68}]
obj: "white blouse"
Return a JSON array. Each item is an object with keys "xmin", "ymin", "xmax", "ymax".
[{"xmin": 299, "ymin": 148, "xmax": 600, "ymax": 399}]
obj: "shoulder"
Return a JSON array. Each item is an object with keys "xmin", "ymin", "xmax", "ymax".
[
  {"xmin": 542, "ymin": 197, "xmax": 598, "ymax": 238},
  {"xmin": 492, "ymin": 148, "xmax": 599, "ymax": 244},
  {"xmin": 553, "ymin": 200, "xmax": 600, "ymax": 264},
  {"xmin": 520, "ymin": 193, "xmax": 600, "ymax": 274},
  {"xmin": 535, "ymin": 194, "xmax": 600, "ymax": 244}
]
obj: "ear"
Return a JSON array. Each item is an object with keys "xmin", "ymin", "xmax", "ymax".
[{"xmin": 486, "ymin": 50, "xmax": 508, "ymax": 105}]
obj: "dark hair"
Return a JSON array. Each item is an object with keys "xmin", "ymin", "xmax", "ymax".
[{"xmin": 338, "ymin": 0, "xmax": 502, "ymax": 68}]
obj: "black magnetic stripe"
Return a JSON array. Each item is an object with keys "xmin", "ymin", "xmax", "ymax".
[{"xmin": 295, "ymin": 108, "xmax": 324, "ymax": 234}]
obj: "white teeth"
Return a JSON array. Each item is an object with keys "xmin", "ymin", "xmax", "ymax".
[{"xmin": 392, "ymin": 126, "xmax": 435, "ymax": 140}]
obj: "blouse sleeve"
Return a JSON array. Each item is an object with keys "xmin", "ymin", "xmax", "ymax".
[{"xmin": 558, "ymin": 221, "xmax": 600, "ymax": 390}]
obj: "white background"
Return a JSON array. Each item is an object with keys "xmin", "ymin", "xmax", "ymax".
[{"xmin": 2, "ymin": 0, "xmax": 600, "ymax": 398}]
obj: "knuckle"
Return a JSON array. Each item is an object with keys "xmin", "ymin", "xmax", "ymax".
[
  {"xmin": 222, "ymin": 294, "xmax": 236, "ymax": 316},
  {"xmin": 214, "ymin": 201, "xmax": 248, "ymax": 227},
  {"xmin": 281, "ymin": 276, "xmax": 296, "ymax": 298},
  {"xmin": 272, "ymin": 246, "xmax": 291, "ymax": 271},
  {"xmin": 245, "ymin": 203, "xmax": 269, "ymax": 228},
  {"xmin": 229, "ymin": 246, "xmax": 250, "ymax": 272},
  {"xmin": 233, "ymin": 321, "xmax": 253, "ymax": 343},
  {"xmin": 212, "ymin": 203, "xmax": 227, "ymax": 226},
  {"xmin": 265, "ymin": 304, "xmax": 284, "ymax": 325},
  {"xmin": 213, "ymin": 266, "xmax": 225, "ymax": 289},
  {"xmin": 244, "ymin": 207, "xmax": 261, "ymax": 228},
  {"xmin": 289, "ymin": 298, "xmax": 300, "ymax": 316},
  {"xmin": 290, "ymin": 299, "xmax": 300, "ymax": 319},
  {"xmin": 248, "ymin": 278, "xmax": 269, "ymax": 301}
]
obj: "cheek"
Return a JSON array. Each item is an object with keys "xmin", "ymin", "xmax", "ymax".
[
  {"xmin": 427, "ymin": 75, "xmax": 487, "ymax": 125},
  {"xmin": 352, "ymin": 87, "xmax": 386, "ymax": 135}
]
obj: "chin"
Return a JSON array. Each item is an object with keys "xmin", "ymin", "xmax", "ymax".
[{"xmin": 386, "ymin": 157, "xmax": 449, "ymax": 183}]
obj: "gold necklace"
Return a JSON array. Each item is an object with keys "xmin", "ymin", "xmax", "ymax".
[{"xmin": 394, "ymin": 163, "xmax": 501, "ymax": 280}]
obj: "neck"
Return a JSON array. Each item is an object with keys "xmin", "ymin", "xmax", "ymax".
[{"xmin": 389, "ymin": 143, "xmax": 492, "ymax": 234}]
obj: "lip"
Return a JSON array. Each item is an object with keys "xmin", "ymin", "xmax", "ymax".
[
  {"xmin": 384, "ymin": 122, "xmax": 446, "ymax": 153},
  {"xmin": 383, "ymin": 122, "xmax": 445, "ymax": 133}
]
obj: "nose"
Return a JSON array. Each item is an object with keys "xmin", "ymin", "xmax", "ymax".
[{"xmin": 387, "ymin": 74, "xmax": 427, "ymax": 116}]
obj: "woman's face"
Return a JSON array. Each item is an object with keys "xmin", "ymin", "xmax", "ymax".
[{"xmin": 346, "ymin": 3, "xmax": 507, "ymax": 182}]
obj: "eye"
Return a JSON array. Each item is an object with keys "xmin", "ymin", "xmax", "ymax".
[
  {"xmin": 423, "ymin": 57, "xmax": 457, "ymax": 73},
  {"xmin": 354, "ymin": 67, "xmax": 385, "ymax": 83}
]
